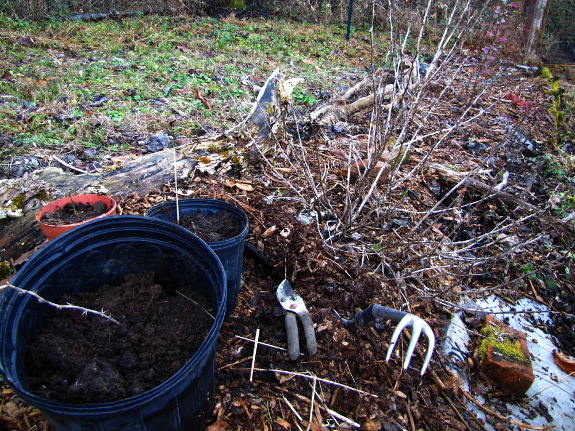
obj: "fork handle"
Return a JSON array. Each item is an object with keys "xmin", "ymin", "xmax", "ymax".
[{"xmin": 344, "ymin": 304, "xmax": 408, "ymax": 331}]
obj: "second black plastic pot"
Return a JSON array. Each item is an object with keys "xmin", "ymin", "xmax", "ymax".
[
  {"xmin": 0, "ymin": 215, "xmax": 227, "ymax": 431},
  {"xmin": 146, "ymin": 199, "xmax": 249, "ymax": 317}
]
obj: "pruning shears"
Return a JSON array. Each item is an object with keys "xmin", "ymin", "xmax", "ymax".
[{"xmin": 276, "ymin": 279, "xmax": 318, "ymax": 361}]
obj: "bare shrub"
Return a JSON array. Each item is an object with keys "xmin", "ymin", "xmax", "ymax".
[{"xmin": 247, "ymin": 0, "xmax": 564, "ymax": 311}]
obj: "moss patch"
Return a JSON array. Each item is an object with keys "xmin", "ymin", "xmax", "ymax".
[
  {"xmin": 0, "ymin": 261, "xmax": 14, "ymax": 280},
  {"xmin": 11, "ymin": 192, "xmax": 27, "ymax": 210},
  {"xmin": 479, "ymin": 323, "xmax": 527, "ymax": 363}
]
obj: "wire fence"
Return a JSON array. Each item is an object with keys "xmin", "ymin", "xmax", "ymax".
[{"xmin": 541, "ymin": 0, "xmax": 575, "ymax": 64}]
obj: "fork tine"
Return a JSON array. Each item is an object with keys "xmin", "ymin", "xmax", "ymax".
[
  {"xmin": 386, "ymin": 315, "xmax": 435, "ymax": 375},
  {"xmin": 420, "ymin": 322, "xmax": 436, "ymax": 375},
  {"xmin": 403, "ymin": 318, "xmax": 422, "ymax": 370},
  {"xmin": 385, "ymin": 314, "xmax": 411, "ymax": 362}
]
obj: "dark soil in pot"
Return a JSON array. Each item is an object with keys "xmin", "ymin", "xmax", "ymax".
[
  {"xmin": 41, "ymin": 201, "xmax": 108, "ymax": 225},
  {"xmin": 175, "ymin": 211, "xmax": 243, "ymax": 242},
  {"xmin": 25, "ymin": 272, "xmax": 214, "ymax": 404}
]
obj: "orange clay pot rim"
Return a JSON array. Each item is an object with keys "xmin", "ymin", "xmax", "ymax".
[{"xmin": 36, "ymin": 194, "xmax": 117, "ymax": 227}]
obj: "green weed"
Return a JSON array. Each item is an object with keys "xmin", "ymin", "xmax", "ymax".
[{"xmin": 292, "ymin": 87, "xmax": 318, "ymax": 106}]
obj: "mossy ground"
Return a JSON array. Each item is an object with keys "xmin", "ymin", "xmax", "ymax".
[{"xmin": 0, "ymin": 13, "xmax": 388, "ymax": 171}]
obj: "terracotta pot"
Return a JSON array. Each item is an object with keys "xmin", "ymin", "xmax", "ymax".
[{"xmin": 36, "ymin": 194, "xmax": 117, "ymax": 240}]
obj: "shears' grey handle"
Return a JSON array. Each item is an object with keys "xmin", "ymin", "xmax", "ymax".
[
  {"xmin": 299, "ymin": 311, "xmax": 318, "ymax": 357},
  {"xmin": 285, "ymin": 312, "xmax": 300, "ymax": 361}
]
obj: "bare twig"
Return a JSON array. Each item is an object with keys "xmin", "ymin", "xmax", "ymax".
[
  {"xmin": 532, "ymin": 370, "xmax": 575, "ymax": 397},
  {"xmin": 279, "ymin": 387, "xmax": 362, "ymax": 429},
  {"xmin": 235, "ymin": 335, "xmax": 288, "ymax": 352},
  {"xmin": 306, "ymin": 376, "xmax": 317, "ymax": 431},
  {"xmin": 0, "ymin": 283, "xmax": 119, "ymax": 324},
  {"xmin": 52, "ymin": 155, "xmax": 88, "ymax": 174},
  {"xmin": 252, "ymin": 368, "xmax": 378, "ymax": 398},
  {"xmin": 282, "ymin": 395, "xmax": 304, "ymax": 422}
]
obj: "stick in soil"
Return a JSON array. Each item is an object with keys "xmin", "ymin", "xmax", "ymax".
[
  {"xmin": 282, "ymin": 396, "xmax": 306, "ymax": 431},
  {"xmin": 0, "ymin": 283, "xmax": 119, "ymax": 324},
  {"xmin": 68, "ymin": 192, "xmax": 77, "ymax": 215},
  {"xmin": 250, "ymin": 328, "xmax": 260, "ymax": 382},
  {"xmin": 173, "ymin": 148, "xmax": 180, "ymax": 224},
  {"xmin": 306, "ymin": 376, "xmax": 317, "ymax": 431},
  {"xmin": 280, "ymin": 387, "xmax": 361, "ymax": 428}
]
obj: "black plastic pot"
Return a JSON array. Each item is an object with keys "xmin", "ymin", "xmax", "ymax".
[
  {"xmin": 0, "ymin": 215, "xmax": 227, "ymax": 431},
  {"xmin": 146, "ymin": 199, "xmax": 249, "ymax": 317}
]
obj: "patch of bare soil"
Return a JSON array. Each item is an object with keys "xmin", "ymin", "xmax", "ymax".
[
  {"xmin": 25, "ymin": 272, "xmax": 213, "ymax": 404},
  {"xmin": 40, "ymin": 201, "xmax": 108, "ymax": 225},
  {"xmin": 178, "ymin": 211, "xmax": 244, "ymax": 242}
]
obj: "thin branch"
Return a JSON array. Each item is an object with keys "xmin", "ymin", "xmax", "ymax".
[
  {"xmin": 235, "ymin": 335, "xmax": 288, "ymax": 352},
  {"xmin": 252, "ymin": 368, "xmax": 378, "ymax": 398},
  {"xmin": 1, "ymin": 283, "xmax": 119, "ymax": 324}
]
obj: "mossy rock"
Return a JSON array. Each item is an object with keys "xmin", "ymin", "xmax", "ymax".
[{"xmin": 479, "ymin": 322, "xmax": 527, "ymax": 363}]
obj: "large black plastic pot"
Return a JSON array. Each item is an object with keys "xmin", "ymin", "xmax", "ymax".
[
  {"xmin": 146, "ymin": 199, "xmax": 248, "ymax": 317},
  {"xmin": 0, "ymin": 215, "xmax": 227, "ymax": 431}
]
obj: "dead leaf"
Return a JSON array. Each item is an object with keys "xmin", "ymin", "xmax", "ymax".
[
  {"xmin": 553, "ymin": 350, "xmax": 575, "ymax": 374},
  {"xmin": 1, "ymin": 70, "xmax": 11, "ymax": 79},
  {"xmin": 364, "ymin": 420, "xmax": 381, "ymax": 431},
  {"xmin": 261, "ymin": 225, "xmax": 277, "ymax": 238},
  {"xmin": 339, "ymin": 159, "xmax": 390, "ymax": 183},
  {"xmin": 393, "ymin": 390, "xmax": 407, "ymax": 399},
  {"xmin": 235, "ymin": 183, "xmax": 254, "ymax": 191},
  {"xmin": 225, "ymin": 179, "xmax": 254, "ymax": 192},
  {"xmin": 35, "ymin": 78, "xmax": 48, "ymax": 88},
  {"xmin": 549, "ymin": 194, "xmax": 562, "ymax": 209},
  {"xmin": 275, "ymin": 417, "xmax": 291, "ymax": 429},
  {"xmin": 194, "ymin": 89, "xmax": 212, "ymax": 109},
  {"xmin": 205, "ymin": 420, "xmax": 229, "ymax": 431}
]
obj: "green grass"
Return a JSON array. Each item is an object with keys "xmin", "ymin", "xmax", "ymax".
[{"xmin": 0, "ymin": 13, "xmax": 384, "ymax": 164}]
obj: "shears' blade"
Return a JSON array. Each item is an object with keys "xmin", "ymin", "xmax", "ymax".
[{"xmin": 276, "ymin": 279, "xmax": 307, "ymax": 314}]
